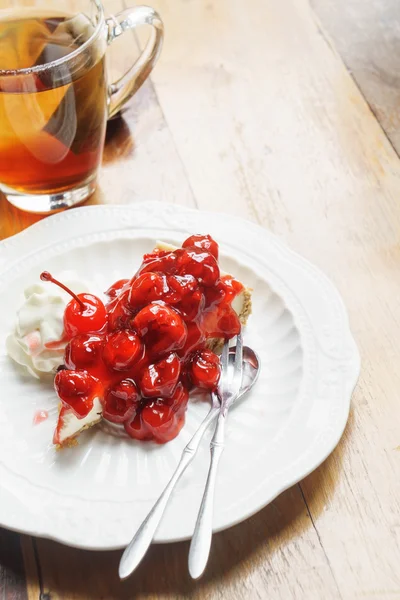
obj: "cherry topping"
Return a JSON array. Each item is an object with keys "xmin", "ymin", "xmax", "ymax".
[
  {"xmin": 140, "ymin": 353, "xmax": 181, "ymax": 398},
  {"xmin": 142, "ymin": 248, "xmax": 170, "ymax": 263},
  {"xmin": 139, "ymin": 251, "xmax": 178, "ymax": 276},
  {"xmin": 163, "ymin": 381, "xmax": 189, "ymax": 410},
  {"xmin": 176, "ymin": 249, "xmax": 220, "ymax": 287},
  {"xmin": 103, "ymin": 330, "xmax": 143, "ymax": 371},
  {"xmin": 64, "ymin": 334, "xmax": 104, "ymax": 370},
  {"xmin": 105, "ymin": 279, "xmax": 130, "ymax": 299},
  {"xmin": 183, "ymin": 234, "xmax": 219, "ymax": 260},
  {"xmin": 177, "ymin": 288, "xmax": 205, "ymax": 321},
  {"xmin": 33, "ymin": 410, "xmax": 49, "ymax": 425},
  {"xmin": 141, "ymin": 399, "xmax": 186, "ymax": 443},
  {"xmin": 202, "ymin": 302, "xmax": 241, "ymax": 339},
  {"xmin": 165, "ymin": 274, "xmax": 198, "ymax": 305},
  {"xmin": 180, "ymin": 321, "xmax": 206, "ymax": 357},
  {"xmin": 124, "ymin": 412, "xmax": 150, "ymax": 441},
  {"xmin": 141, "ymin": 401, "xmax": 175, "ymax": 437},
  {"xmin": 190, "ymin": 349, "xmax": 221, "ymax": 390},
  {"xmin": 40, "ymin": 271, "xmax": 85, "ymax": 309},
  {"xmin": 106, "ymin": 289, "xmax": 132, "ymax": 331},
  {"xmin": 63, "ymin": 293, "xmax": 108, "ymax": 339},
  {"xmin": 133, "ymin": 303, "xmax": 188, "ymax": 357},
  {"xmin": 40, "ymin": 272, "xmax": 107, "ymax": 339},
  {"xmin": 55, "ymin": 369, "xmax": 98, "ymax": 417},
  {"xmin": 52, "ymin": 233, "xmax": 245, "ymax": 446},
  {"xmin": 103, "ymin": 379, "xmax": 140, "ymax": 424},
  {"xmin": 124, "ymin": 383, "xmax": 189, "ymax": 442},
  {"xmin": 128, "ymin": 272, "xmax": 167, "ymax": 309}
]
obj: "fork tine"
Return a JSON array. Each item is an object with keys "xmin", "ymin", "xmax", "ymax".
[
  {"xmin": 221, "ymin": 338, "xmax": 230, "ymax": 372},
  {"xmin": 218, "ymin": 338, "xmax": 230, "ymax": 394},
  {"xmin": 233, "ymin": 331, "xmax": 243, "ymax": 388}
]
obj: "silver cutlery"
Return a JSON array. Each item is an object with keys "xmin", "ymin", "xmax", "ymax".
[
  {"xmin": 119, "ymin": 341, "xmax": 259, "ymax": 580},
  {"xmin": 188, "ymin": 333, "xmax": 244, "ymax": 579}
]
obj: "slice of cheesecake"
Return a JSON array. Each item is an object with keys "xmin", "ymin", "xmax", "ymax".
[
  {"xmin": 54, "ymin": 239, "xmax": 252, "ymax": 446},
  {"xmin": 54, "ymin": 397, "xmax": 103, "ymax": 447}
]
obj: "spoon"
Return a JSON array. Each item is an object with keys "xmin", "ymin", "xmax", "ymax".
[{"xmin": 119, "ymin": 345, "xmax": 260, "ymax": 580}]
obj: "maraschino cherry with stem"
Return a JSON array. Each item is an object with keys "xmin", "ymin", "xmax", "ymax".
[{"xmin": 40, "ymin": 271, "xmax": 107, "ymax": 338}]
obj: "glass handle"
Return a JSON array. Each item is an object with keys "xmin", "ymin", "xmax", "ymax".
[{"xmin": 106, "ymin": 6, "xmax": 164, "ymax": 119}]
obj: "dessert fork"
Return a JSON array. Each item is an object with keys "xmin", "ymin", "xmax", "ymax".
[
  {"xmin": 119, "ymin": 337, "xmax": 255, "ymax": 581},
  {"xmin": 188, "ymin": 332, "xmax": 243, "ymax": 579},
  {"xmin": 119, "ymin": 390, "xmax": 222, "ymax": 580}
]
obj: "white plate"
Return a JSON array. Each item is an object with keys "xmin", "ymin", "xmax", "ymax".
[{"xmin": 0, "ymin": 203, "xmax": 359, "ymax": 550}]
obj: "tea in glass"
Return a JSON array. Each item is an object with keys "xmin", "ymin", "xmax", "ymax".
[
  {"xmin": 0, "ymin": 12, "xmax": 107, "ymax": 196},
  {"xmin": 0, "ymin": 1, "xmax": 164, "ymax": 213}
]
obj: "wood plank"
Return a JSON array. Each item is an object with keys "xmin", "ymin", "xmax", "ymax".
[
  {"xmin": 95, "ymin": 0, "xmax": 195, "ymax": 210},
  {"xmin": 0, "ymin": 205, "xmax": 41, "ymax": 240},
  {"xmin": 20, "ymin": 538, "xmax": 40, "ymax": 600},
  {"xmin": 137, "ymin": 0, "xmax": 400, "ymax": 597},
  {"xmin": 94, "ymin": 77, "xmax": 195, "ymax": 209},
  {"xmin": 0, "ymin": 529, "xmax": 27, "ymax": 600},
  {"xmin": 33, "ymin": 486, "xmax": 340, "ymax": 600},
  {"xmin": 311, "ymin": 0, "xmax": 400, "ymax": 154}
]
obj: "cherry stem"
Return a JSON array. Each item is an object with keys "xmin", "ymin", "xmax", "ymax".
[{"xmin": 40, "ymin": 271, "xmax": 85, "ymax": 311}]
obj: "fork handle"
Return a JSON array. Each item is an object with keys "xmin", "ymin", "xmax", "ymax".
[
  {"xmin": 119, "ymin": 403, "xmax": 220, "ymax": 580},
  {"xmin": 188, "ymin": 412, "xmax": 226, "ymax": 579}
]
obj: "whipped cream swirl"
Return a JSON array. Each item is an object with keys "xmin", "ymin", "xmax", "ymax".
[{"xmin": 6, "ymin": 274, "xmax": 88, "ymax": 379}]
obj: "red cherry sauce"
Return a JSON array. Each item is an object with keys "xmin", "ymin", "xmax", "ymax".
[
  {"xmin": 54, "ymin": 235, "xmax": 243, "ymax": 444},
  {"xmin": 33, "ymin": 410, "xmax": 49, "ymax": 425}
]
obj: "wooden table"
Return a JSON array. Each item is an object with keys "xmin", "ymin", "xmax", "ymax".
[{"xmin": 1, "ymin": 0, "xmax": 400, "ymax": 597}]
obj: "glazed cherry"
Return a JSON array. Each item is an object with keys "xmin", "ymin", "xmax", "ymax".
[
  {"xmin": 176, "ymin": 249, "xmax": 220, "ymax": 287},
  {"xmin": 180, "ymin": 321, "xmax": 205, "ymax": 357},
  {"xmin": 132, "ymin": 303, "xmax": 188, "ymax": 357},
  {"xmin": 141, "ymin": 248, "xmax": 170, "ymax": 263},
  {"xmin": 139, "ymin": 250, "xmax": 178, "ymax": 276},
  {"xmin": 177, "ymin": 288, "xmax": 205, "ymax": 321},
  {"xmin": 40, "ymin": 272, "xmax": 107, "ymax": 338},
  {"xmin": 64, "ymin": 334, "xmax": 104, "ymax": 369},
  {"xmin": 202, "ymin": 302, "xmax": 241, "ymax": 339},
  {"xmin": 103, "ymin": 330, "xmax": 142, "ymax": 371},
  {"xmin": 124, "ymin": 412, "xmax": 150, "ymax": 441},
  {"xmin": 105, "ymin": 279, "xmax": 130, "ymax": 299},
  {"xmin": 103, "ymin": 379, "xmax": 140, "ymax": 424},
  {"xmin": 54, "ymin": 369, "xmax": 98, "ymax": 417},
  {"xmin": 63, "ymin": 294, "xmax": 108, "ymax": 338},
  {"xmin": 140, "ymin": 353, "xmax": 181, "ymax": 398},
  {"xmin": 163, "ymin": 381, "xmax": 189, "ymax": 411},
  {"xmin": 125, "ymin": 381, "xmax": 189, "ymax": 442},
  {"xmin": 106, "ymin": 289, "xmax": 132, "ymax": 331},
  {"xmin": 183, "ymin": 234, "xmax": 219, "ymax": 260},
  {"xmin": 52, "ymin": 233, "xmax": 247, "ymax": 447},
  {"xmin": 190, "ymin": 349, "xmax": 221, "ymax": 390},
  {"xmin": 141, "ymin": 400, "xmax": 185, "ymax": 443},
  {"xmin": 165, "ymin": 274, "xmax": 198, "ymax": 305},
  {"xmin": 216, "ymin": 311, "xmax": 242, "ymax": 337},
  {"xmin": 128, "ymin": 272, "xmax": 167, "ymax": 309},
  {"xmin": 142, "ymin": 400, "xmax": 173, "ymax": 429}
]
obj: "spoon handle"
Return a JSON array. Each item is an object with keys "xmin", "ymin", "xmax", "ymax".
[
  {"xmin": 188, "ymin": 409, "xmax": 227, "ymax": 579},
  {"xmin": 119, "ymin": 401, "xmax": 220, "ymax": 580}
]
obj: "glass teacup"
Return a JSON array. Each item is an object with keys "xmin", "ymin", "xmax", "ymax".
[{"xmin": 0, "ymin": 0, "xmax": 163, "ymax": 213}]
